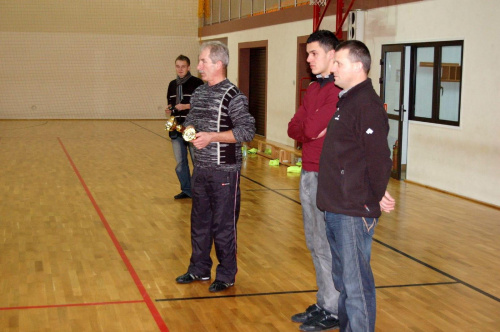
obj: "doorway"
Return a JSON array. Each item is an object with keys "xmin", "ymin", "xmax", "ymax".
[
  {"xmin": 380, "ymin": 45, "xmax": 410, "ymax": 180},
  {"xmin": 238, "ymin": 41, "xmax": 268, "ymax": 137}
]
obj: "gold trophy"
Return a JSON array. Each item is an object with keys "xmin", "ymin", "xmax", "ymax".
[
  {"xmin": 165, "ymin": 116, "xmax": 177, "ymax": 132},
  {"xmin": 166, "ymin": 114, "xmax": 194, "ymax": 140},
  {"xmin": 182, "ymin": 127, "xmax": 196, "ymax": 141},
  {"xmin": 175, "ymin": 124, "xmax": 186, "ymax": 133}
]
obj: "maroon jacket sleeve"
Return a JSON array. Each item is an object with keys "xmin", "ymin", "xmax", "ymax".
[
  {"xmin": 288, "ymin": 83, "xmax": 339, "ymax": 142},
  {"xmin": 287, "ymin": 102, "xmax": 309, "ymax": 142},
  {"xmin": 302, "ymin": 85, "xmax": 339, "ymax": 139}
]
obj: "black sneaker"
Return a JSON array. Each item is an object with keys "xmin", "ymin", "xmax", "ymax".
[
  {"xmin": 175, "ymin": 272, "xmax": 210, "ymax": 284},
  {"xmin": 291, "ymin": 304, "xmax": 322, "ymax": 323},
  {"xmin": 299, "ymin": 310, "xmax": 339, "ymax": 331},
  {"xmin": 174, "ymin": 192, "xmax": 191, "ymax": 199},
  {"xmin": 208, "ymin": 280, "xmax": 234, "ymax": 292}
]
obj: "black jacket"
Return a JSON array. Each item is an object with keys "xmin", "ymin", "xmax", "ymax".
[
  {"xmin": 317, "ymin": 78, "xmax": 392, "ymax": 218},
  {"xmin": 167, "ymin": 75, "xmax": 204, "ymax": 138}
]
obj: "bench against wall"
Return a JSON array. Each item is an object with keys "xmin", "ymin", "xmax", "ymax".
[{"xmin": 248, "ymin": 136, "xmax": 302, "ymax": 167}]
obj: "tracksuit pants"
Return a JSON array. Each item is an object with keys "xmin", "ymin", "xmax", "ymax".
[{"xmin": 188, "ymin": 167, "xmax": 240, "ymax": 283}]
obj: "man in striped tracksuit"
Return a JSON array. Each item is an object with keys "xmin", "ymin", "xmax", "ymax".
[{"xmin": 175, "ymin": 41, "xmax": 255, "ymax": 292}]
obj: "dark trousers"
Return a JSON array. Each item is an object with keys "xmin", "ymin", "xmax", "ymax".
[{"xmin": 188, "ymin": 167, "xmax": 240, "ymax": 283}]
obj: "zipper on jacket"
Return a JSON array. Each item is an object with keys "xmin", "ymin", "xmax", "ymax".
[{"xmin": 340, "ymin": 168, "xmax": 346, "ymax": 197}]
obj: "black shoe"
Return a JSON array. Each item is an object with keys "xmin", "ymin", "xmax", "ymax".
[
  {"xmin": 208, "ymin": 280, "xmax": 234, "ymax": 292},
  {"xmin": 174, "ymin": 192, "xmax": 191, "ymax": 199},
  {"xmin": 175, "ymin": 272, "xmax": 210, "ymax": 284},
  {"xmin": 291, "ymin": 304, "xmax": 322, "ymax": 323},
  {"xmin": 299, "ymin": 310, "xmax": 339, "ymax": 331}
]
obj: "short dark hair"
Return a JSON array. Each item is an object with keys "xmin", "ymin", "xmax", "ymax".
[
  {"xmin": 335, "ymin": 40, "xmax": 371, "ymax": 73},
  {"xmin": 306, "ymin": 30, "xmax": 339, "ymax": 52},
  {"xmin": 175, "ymin": 54, "xmax": 190, "ymax": 66}
]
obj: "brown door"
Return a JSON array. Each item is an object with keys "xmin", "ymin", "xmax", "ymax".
[{"xmin": 238, "ymin": 41, "xmax": 268, "ymax": 137}]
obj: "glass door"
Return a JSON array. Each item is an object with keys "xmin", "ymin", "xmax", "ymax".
[{"xmin": 380, "ymin": 45, "xmax": 406, "ymax": 180}]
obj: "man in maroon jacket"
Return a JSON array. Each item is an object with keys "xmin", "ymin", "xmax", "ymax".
[{"xmin": 287, "ymin": 30, "xmax": 341, "ymax": 332}]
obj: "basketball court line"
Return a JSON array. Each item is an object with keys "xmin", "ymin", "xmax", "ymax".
[
  {"xmin": 155, "ymin": 282, "xmax": 461, "ymax": 302},
  {"xmin": 157, "ymin": 289, "xmax": 317, "ymax": 302},
  {"xmin": 374, "ymin": 239, "xmax": 500, "ymax": 302},
  {"xmin": 0, "ymin": 300, "xmax": 144, "ymax": 311},
  {"xmin": 57, "ymin": 137, "xmax": 169, "ymax": 332}
]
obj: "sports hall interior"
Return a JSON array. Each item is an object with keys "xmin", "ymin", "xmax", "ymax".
[{"xmin": 0, "ymin": 0, "xmax": 499, "ymax": 331}]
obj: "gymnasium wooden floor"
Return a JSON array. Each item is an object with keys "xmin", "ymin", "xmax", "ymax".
[{"xmin": 0, "ymin": 120, "xmax": 499, "ymax": 332}]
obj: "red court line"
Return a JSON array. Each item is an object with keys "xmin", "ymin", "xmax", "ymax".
[
  {"xmin": 57, "ymin": 138, "xmax": 168, "ymax": 332},
  {"xmin": 0, "ymin": 300, "xmax": 144, "ymax": 311}
]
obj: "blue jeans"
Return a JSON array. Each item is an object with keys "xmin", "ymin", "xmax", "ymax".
[
  {"xmin": 325, "ymin": 212, "xmax": 378, "ymax": 332},
  {"xmin": 171, "ymin": 135, "xmax": 194, "ymax": 196},
  {"xmin": 300, "ymin": 170, "xmax": 339, "ymax": 316}
]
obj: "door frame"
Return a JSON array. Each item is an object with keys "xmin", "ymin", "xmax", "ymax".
[
  {"xmin": 380, "ymin": 44, "xmax": 407, "ymax": 180},
  {"xmin": 238, "ymin": 40, "xmax": 268, "ymax": 137}
]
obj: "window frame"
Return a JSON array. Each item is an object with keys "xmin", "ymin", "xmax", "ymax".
[{"xmin": 409, "ymin": 40, "xmax": 464, "ymax": 126}]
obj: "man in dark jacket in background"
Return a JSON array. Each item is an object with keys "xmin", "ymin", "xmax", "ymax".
[
  {"xmin": 317, "ymin": 40, "xmax": 395, "ymax": 332},
  {"xmin": 166, "ymin": 55, "xmax": 204, "ymax": 199}
]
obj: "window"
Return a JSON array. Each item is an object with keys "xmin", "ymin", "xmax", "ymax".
[{"xmin": 410, "ymin": 41, "xmax": 463, "ymax": 126}]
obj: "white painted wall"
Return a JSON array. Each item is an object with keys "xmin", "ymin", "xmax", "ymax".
[
  {"xmin": 0, "ymin": 0, "xmax": 200, "ymax": 119},
  {"xmin": 216, "ymin": 20, "xmax": 313, "ymax": 144},
  {"xmin": 364, "ymin": 0, "xmax": 500, "ymax": 206}
]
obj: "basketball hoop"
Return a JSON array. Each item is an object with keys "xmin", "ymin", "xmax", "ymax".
[{"xmin": 310, "ymin": 0, "xmax": 327, "ymax": 6}]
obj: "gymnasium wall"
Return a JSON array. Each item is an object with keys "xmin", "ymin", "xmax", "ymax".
[
  {"xmin": 365, "ymin": 0, "xmax": 500, "ymax": 207},
  {"xmin": 0, "ymin": 0, "xmax": 201, "ymax": 119},
  {"xmin": 202, "ymin": 0, "xmax": 500, "ymax": 206}
]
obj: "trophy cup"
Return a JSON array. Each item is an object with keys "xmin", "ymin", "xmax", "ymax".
[
  {"xmin": 165, "ymin": 116, "xmax": 177, "ymax": 131},
  {"xmin": 175, "ymin": 124, "xmax": 186, "ymax": 133},
  {"xmin": 182, "ymin": 127, "xmax": 196, "ymax": 141},
  {"xmin": 166, "ymin": 114, "xmax": 195, "ymax": 141}
]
